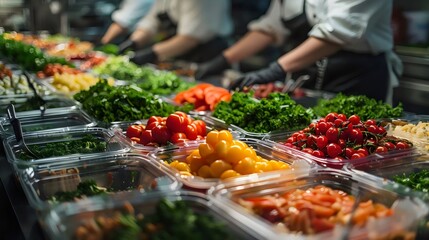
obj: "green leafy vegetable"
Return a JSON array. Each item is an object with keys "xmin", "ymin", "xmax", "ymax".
[
  {"xmin": 312, "ymin": 93, "xmax": 403, "ymax": 120},
  {"xmin": 92, "ymin": 56, "xmax": 146, "ymax": 81},
  {"xmin": 50, "ymin": 179, "xmax": 107, "ymax": 202},
  {"xmin": 213, "ymin": 92, "xmax": 314, "ymax": 133},
  {"xmin": 0, "ymin": 34, "xmax": 73, "ymax": 71},
  {"xmin": 74, "ymin": 79, "xmax": 192, "ymax": 123},
  {"xmin": 19, "ymin": 134, "xmax": 107, "ymax": 160},
  {"xmin": 92, "ymin": 199, "xmax": 233, "ymax": 240},
  {"xmin": 394, "ymin": 170, "xmax": 429, "ymax": 193},
  {"xmin": 137, "ymin": 68, "xmax": 194, "ymax": 95}
]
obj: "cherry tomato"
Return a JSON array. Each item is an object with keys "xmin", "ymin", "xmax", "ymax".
[
  {"xmin": 348, "ymin": 115, "xmax": 360, "ymax": 125},
  {"xmin": 166, "ymin": 113, "xmax": 186, "ymax": 133},
  {"xmin": 367, "ymin": 125, "xmax": 378, "ymax": 134},
  {"xmin": 325, "ymin": 113, "xmax": 338, "ymax": 123},
  {"xmin": 296, "ymin": 133, "xmax": 307, "ymax": 142},
  {"xmin": 174, "ymin": 111, "xmax": 192, "ymax": 125},
  {"xmin": 349, "ymin": 129, "xmax": 363, "ymax": 144},
  {"xmin": 325, "ymin": 127, "xmax": 339, "ymax": 143},
  {"xmin": 351, "ymin": 153, "xmax": 365, "ymax": 159},
  {"xmin": 365, "ymin": 119, "xmax": 377, "ymax": 126},
  {"xmin": 286, "ymin": 136, "xmax": 296, "ymax": 144},
  {"xmin": 337, "ymin": 139, "xmax": 346, "ymax": 149},
  {"xmin": 147, "ymin": 116, "xmax": 163, "ymax": 126},
  {"xmin": 192, "ymin": 120, "xmax": 207, "ymax": 136},
  {"xmin": 306, "ymin": 135, "xmax": 316, "ymax": 148},
  {"xmin": 337, "ymin": 114, "xmax": 347, "ymax": 121},
  {"xmin": 375, "ymin": 146, "xmax": 388, "ymax": 153},
  {"xmin": 140, "ymin": 130, "xmax": 154, "ymax": 145},
  {"xmin": 152, "ymin": 125, "xmax": 171, "ymax": 145},
  {"xmin": 312, "ymin": 150, "xmax": 325, "ymax": 158},
  {"xmin": 146, "ymin": 121, "xmax": 161, "ymax": 131},
  {"xmin": 384, "ymin": 142, "xmax": 396, "ymax": 150},
  {"xmin": 126, "ymin": 124, "xmax": 143, "ymax": 139},
  {"xmin": 130, "ymin": 137, "xmax": 140, "ymax": 143},
  {"xmin": 185, "ymin": 124, "xmax": 198, "ymax": 140},
  {"xmin": 170, "ymin": 132, "xmax": 187, "ymax": 144},
  {"xmin": 284, "ymin": 142, "xmax": 294, "ymax": 148},
  {"xmin": 316, "ymin": 135, "xmax": 328, "ymax": 149},
  {"xmin": 356, "ymin": 148, "xmax": 369, "ymax": 156},
  {"xmin": 345, "ymin": 147, "xmax": 355, "ymax": 159},
  {"xmin": 396, "ymin": 141, "xmax": 409, "ymax": 149},
  {"xmin": 302, "ymin": 148, "xmax": 314, "ymax": 155},
  {"xmin": 316, "ymin": 121, "xmax": 329, "ymax": 135},
  {"xmin": 334, "ymin": 118, "xmax": 343, "ymax": 127},
  {"xmin": 377, "ymin": 126, "xmax": 387, "ymax": 135},
  {"xmin": 326, "ymin": 143, "xmax": 342, "ymax": 158}
]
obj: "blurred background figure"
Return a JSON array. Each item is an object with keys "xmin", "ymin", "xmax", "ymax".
[
  {"xmin": 117, "ymin": 0, "xmax": 233, "ymax": 65},
  {"xmin": 101, "ymin": 0, "xmax": 154, "ymax": 45},
  {"xmin": 197, "ymin": 0, "xmax": 401, "ymax": 103}
]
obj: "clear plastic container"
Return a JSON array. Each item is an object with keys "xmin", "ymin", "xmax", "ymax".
[
  {"xmin": 263, "ymin": 131, "xmax": 421, "ymax": 169},
  {"xmin": 3, "ymin": 127, "xmax": 130, "ymax": 168},
  {"xmin": 41, "ymin": 190, "xmax": 266, "ymax": 240},
  {"xmin": 383, "ymin": 115, "xmax": 429, "ymax": 153},
  {"xmin": 150, "ymin": 138, "xmax": 314, "ymax": 189},
  {"xmin": 0, "ymin": 95, "xmax": 78, "ymax": 117},
  {"xmin": 18, "ymin": 153, "xmax": 181, "ymax": 211},
  {"xmin": 345, "ymin": 155, "xmax": 429, "ymax": 198},
  {"xmin": 209, "ymin": 168, "xmax": 428, "ymax": 240},
  {"xmin": 110, "ymin": 116, "xmax": 236, "ymax": 155},
  {"xmin": 0, "ymin": 108, "xmax": 97, "ymax": 137}
]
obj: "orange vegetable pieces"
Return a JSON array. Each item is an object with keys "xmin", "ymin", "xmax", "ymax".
[{"xmin": 174, "ymin": 83, "xmax": 231, "ymax": 111}]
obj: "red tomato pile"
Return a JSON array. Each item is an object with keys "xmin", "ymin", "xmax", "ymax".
[
  {"xmin": 126, "ymin": 111, "xmax": 207, "ymax": 147},
  {"xmin": 283, "ymin": 113, "xmax": 413, "ymax": 160}
]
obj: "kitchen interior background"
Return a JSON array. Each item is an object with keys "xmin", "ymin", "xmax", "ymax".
[{"xmin": 0, "ymin": 0, "xmax": 428, "ymax": 114}]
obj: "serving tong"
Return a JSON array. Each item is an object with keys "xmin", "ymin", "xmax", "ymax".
[
  {"xmin": 21, "ymin": 70, "xmax": 47, "ymax": 117},
  {"xmin": 6, "ymin": 104, "xmax": 38, "ymax": 159},
  {"xmin": 282, "ymin": 72, "xmax": 310, "ymax": 93}
]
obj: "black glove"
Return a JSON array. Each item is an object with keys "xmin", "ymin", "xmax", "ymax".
[
  {"xmin": 195, "ymin": 54, "xmax": 230, "ymax": 79},
  {"xmin": 130, "ymin": 47, "xmax": 158, "ymax": 65},
  {"xmin": 229, "ymin": 62, "xmax": 286, "ymax": 91},
  {"xmin": 118, "ymin": 39, "xmax": 137, "ymax": 54}
]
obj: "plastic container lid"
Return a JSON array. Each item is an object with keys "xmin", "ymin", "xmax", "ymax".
[
  {"xmin": 150, "ymin": 138, "xmax": 314, "ymax": 189},
  {"xmin": 0, "ymin": 107, "xmax": 97, "ymax": 137},
  {"xmin": 41, "ymin": 190, "xmax": 266, "ymax": 240},
  {"xmin": 209, "ymin": 168, "xmax": 428, "ymax": 240},
  {"xmin": 3, "ymin": 127, "xmax": 130, "ymax": 168},
  {"xmin": 18, "ymin": 153, "xmax": 181, "ymax": 211}
]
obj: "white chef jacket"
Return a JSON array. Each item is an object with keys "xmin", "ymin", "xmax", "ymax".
[
  {"xmin": 136, "ymin": 0, "xmax": 233, "ymax": 43},
  {"xmin": 112, "ymin": 0, "xmax": 154, "ymax": 31},
  {"xmin": 249, "ymin": 0, "xmax": 401, "ymax": 103}
]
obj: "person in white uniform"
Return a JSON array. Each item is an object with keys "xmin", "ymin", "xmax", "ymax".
[
  {"xmin": 118, "ymin": 0, "xmax": 233, "ymax": 64},
  {"xmin": 196, "ymin": 0, "xmax": 401, "ymax": 103},
  {"xmin": 101, "ymin": 0, "xmax": 154, "ymax": 44}
]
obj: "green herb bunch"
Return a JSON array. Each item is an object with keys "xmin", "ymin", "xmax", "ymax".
[
  {"xmin": 74, "ymin": 79, "xmax": 192, "ymax": 123},
  {"xmin": 312, "ymin": 93, "xmax": 403, "ymax": 120},
  {"xmin": 213, "ymin": 92, "xmax": 314, "ymax": 133}
]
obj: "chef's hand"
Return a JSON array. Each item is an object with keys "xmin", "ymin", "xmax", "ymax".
[
  {"xmin": 229, "ymin": 62, "xmax": 286, "ymax": 91},
  {"xmin": 130, "ymin": 47, "xmax": 158, "ymax": 65},
  {"xmin": 118, "ymin": 39, "xmax": 137, "ymax": 54},
  {"xmin": 195, "ymin": 54, "xmax": 230, "ymax": 80}
]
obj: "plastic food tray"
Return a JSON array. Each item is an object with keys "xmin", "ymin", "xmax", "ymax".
[
  {"xmin": 41, "ymin": 190, "xmax": 265, "ymax": 240},
  {"xmin": 150, "ymin": 138, "xmax": 314, "ymax": 189},
  {"xmin": 110, "ymin": 116, "xmax": 236, "ymax": 155},
  {"xmin": 3, "ymin": 127, "xmax": 130, "ymax": 168},
  {"xmin": 18, "ymin": 153, "xmax": 181, "ymax": 211},
  {"xmin": 262, "ymin": 131, "xmax": 421, "ymax": 169},
  {"xmin": 209, "ymin": 168, "xmax": 428, "ymax": 240},
  {"xmin": 202, "ymin": 115, "xmax": 271, "ymax": 139},
  {"xmin": 0, "ymin": 108, "xmax": 97, "ymax": 137},
  {"xmin": 0, "ymin": 95, "xmax": 78, "ymax": 117},
  {"xmin": 345, "ymin": 155, "xmax": 429, "ymax": 196}
]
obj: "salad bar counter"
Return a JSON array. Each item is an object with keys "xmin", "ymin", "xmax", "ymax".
[{"xmin": 1, "ymin": 32, "xmax": 429, "ymax": 240}]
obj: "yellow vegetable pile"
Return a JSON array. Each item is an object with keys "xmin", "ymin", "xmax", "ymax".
[
  {"xmin": 52, "ymin": 73, "xmax": 114, "ymax": 94},
  {"xmin": 168, "ymin": 130, "xmax": 290, "ymax": 179}
]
